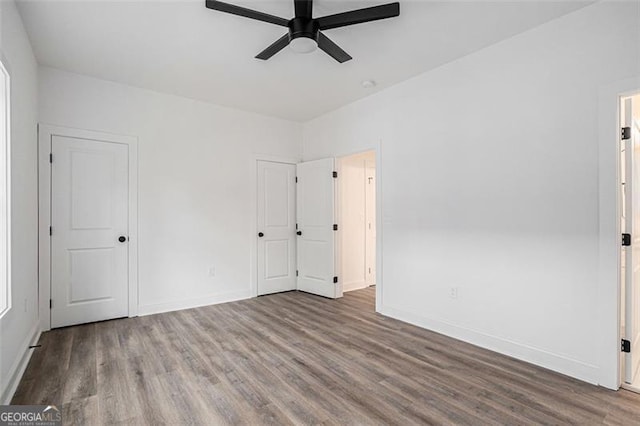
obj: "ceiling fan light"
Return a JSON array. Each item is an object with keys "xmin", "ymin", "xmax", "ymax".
[{"xmin": 290, "ymin": 37, "xmax": 318, "ymax": 54}]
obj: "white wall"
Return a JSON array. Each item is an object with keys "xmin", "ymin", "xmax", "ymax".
[
  {"xmin": 338, "ymin": 151, "xmax": 375, "ymax": 292},
  {"xmin": 0, "ymin": 0, "xmax": 40, "ymax": 403},
  {"xmin": 39, "ymin": 67, "xmax": 302, "ymax": 315},
  {"xmin": 303, "ymin": 2, "xmax": 640, "ymax": 387}
]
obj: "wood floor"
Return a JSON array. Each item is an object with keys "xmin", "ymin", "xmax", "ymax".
[{"xmin": 12, "ymin": 287, "xmax": 640, "ymax": 425}]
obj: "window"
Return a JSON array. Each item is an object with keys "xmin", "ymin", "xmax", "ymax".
[{"xmin": 0, "ymin": 58, "xmax": 9, "ymax": 317}]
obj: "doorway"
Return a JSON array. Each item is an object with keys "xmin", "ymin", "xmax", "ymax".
[
  {"xmin": 337, "ymin": 151, "xmax": 376, "ymax": 298},
  {"xmin": 257, "ymin": 154, "xmax": 377, "ymax": 301},
  {"xmin": 38, "ymin": 125, "xmax": 138, "ymax": 330},
  {"xmin": 621, "ymin": 93, "xmax": 640, "ymax": 391},
  {"xmin": 256, "ymin": 157, "xmax": 338, "ymax": 298}
]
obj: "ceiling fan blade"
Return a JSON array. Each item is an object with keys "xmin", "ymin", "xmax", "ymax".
[
  {"xmin": 255, "ymin": 33, "xmax": 291, "ymax": 60},
  {"xmin": 294, "ymin": 0, "xmax": 313, "ymax": 19},
  {"xmin": 205, "ymin": 0, "xmax": 289, "ymax": 27},
  {"xmin": 317, "ymin": 2, "xmax": 399, "ymax": 31},
  {"xmin": 317, "ymin": 32, "xmax": 352, "ymax": 63}
]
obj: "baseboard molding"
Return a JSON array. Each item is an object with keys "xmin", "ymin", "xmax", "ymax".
[
  {"xmin": 138, "ymin": 290, "xmax": 252, "ymax": 316},
  {"xmin": 621, "ymin": 383, "xmax": 640, "ymax": 394},
  {"xmin": 343, "ymin": 281, "xmax": 369, "ymax": 293},
  {"xmin": 1, "ymin": 323, "xmax": 42, "ymax": 405},
  {"xmin": 380, "ymin": 304, "xmax": 600, "ymax": 385}
]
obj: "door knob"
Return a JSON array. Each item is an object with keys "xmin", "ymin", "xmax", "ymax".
[
  {"xmin": 118, "ymin": 236, "xmax": 127, "ymax": 243},
  {"xmin": 258, "ymin": 232, "xmax": 264, "ymax": 238},
  {"xmin": 296, "ymin": 231, "xmax": 302, "ymax": 236}
]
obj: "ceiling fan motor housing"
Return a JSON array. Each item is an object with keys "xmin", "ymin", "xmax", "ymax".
[
  {"xmin": 288, "ymin": 17, "xmax": 319, "ymax": 42},
  {"xmin": 205, "ymin": 0, "xmax": 400, "ymax": 63}
]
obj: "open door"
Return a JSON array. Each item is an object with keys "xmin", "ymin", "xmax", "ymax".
[
  {"xmin": 296, "ymin": 158, "xmax": 338, "ymax": 298},
  {"xmin": 624, "ymin": 96, "xmax": 640, "ymax": 384}
]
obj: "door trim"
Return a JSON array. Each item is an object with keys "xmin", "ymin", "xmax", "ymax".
[
  {"xmin": 38, "ymin": 124, "xmax": 138, "ymax": 331},
  {"xmin": 250, "ymin": 155, "xmax": 300, "ymax": 298}
]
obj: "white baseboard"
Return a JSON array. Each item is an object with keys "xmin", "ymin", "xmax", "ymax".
[
  {"xmin": 621, "ymin": 383, "xmax": 640, "ymax": 394},
  {"xmin": 343, "ymin": 281, "xmax": 369, "ymax": 293},
  {"xmin": 1, "ymin": 323, "xmax": 42, "ymax": 404},
  {"xmin": 138, "ymin": 290, "xmax": 252, "ymax": 316},
  {"xmin": 380, "ymin": 304, "xmax": 600, "ymax": 385}
]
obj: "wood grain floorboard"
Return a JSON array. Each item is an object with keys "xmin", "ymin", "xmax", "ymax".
[{"xmin": 11, "ymin": 287, "xmax": 640, "ymax": 425}]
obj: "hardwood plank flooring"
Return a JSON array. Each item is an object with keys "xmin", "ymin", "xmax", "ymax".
[{"xmin": 12, "ymin": 287, "xmax": 640, "ymax": 425}]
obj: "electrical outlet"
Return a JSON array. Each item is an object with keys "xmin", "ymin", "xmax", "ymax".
[
  {"xmin": 449, "ymin": 287, "xmax": 458, "ymax": 299},
  {"xmin": 208, "ymin": 267, "xmax": 216, "ymax": 278}
]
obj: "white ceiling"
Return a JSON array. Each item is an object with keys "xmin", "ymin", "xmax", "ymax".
[{"xmin": 16, "ymin": 0, "xmax": 591, "ymax": 121}]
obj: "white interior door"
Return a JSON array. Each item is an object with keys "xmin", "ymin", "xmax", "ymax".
[
  {"xmin": 51, "ymin": 136, "xmax": 129, "ymax": 328},
  {"xmin": 624, "ymin": 96, "xmax": 640, "ymax": 384},
  {"xmin": 257, "ymin": 161, "xmax": 297, "ymax": 295},
  {"xmin": 365, "ymin": 160, "xmax": 376, "ymax": 286},
  {"xmin": 296, "ymin": 158, "xmax": 338, "ymax": 298}
]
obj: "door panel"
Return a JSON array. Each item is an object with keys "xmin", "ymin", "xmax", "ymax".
[
  {"xmin": 69, "ymin": 248, "xmax": 114, "ymax": 303},
  {"xmin": 70, "ymin": 150, "xmax": 115, "ymax": 229},
  {"xmin": 265, "ymin": 240, "xmax": 290, "ymax": 279},
  {"xmin": 51, "ymin": 136, "xmax": 129, "ymax": 328},
  {"xmin": 257, "ymin": 161, "xmax": 296, "ymax": 295},
  {"xmin": 297, "ymin": 158, "xmax": 337, "ymax": 298}
]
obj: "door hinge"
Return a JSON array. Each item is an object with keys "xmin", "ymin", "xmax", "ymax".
[
  {"xmin": 333, "ymin": 276, "xmax": 338, "ymax": 283},
  {"xmin": 49, "ymin": 153, "xmax": 53, "ymax": 163},
  {"xmin": 622, "ymin": 339, "xmax": 631, "ymax": 353},
  {"xmin": 333, "ymin": 224, "xmax": 338, "ymax": 231},
  {"xmin": 49, "ymin": 226, "xmax": 52, "ymax": 236},
  {"xmin": 296, "ymin": 270, "xmax": 299, "ymax": 277},
  {"xmin": 622, "ymin": 127, "xmax": 631, "ymax": 140},
  {"xmin": 296, "ymin": 223, "xmax": 298, "ymax": 230},
  {"xmin": 295, "ymin": 176, "xmax": 298, "ymax": 183},
  {"xmin": 622, "ymin": 233, "xmax": 631, "ymax": 246},
  {"xmin": 332, "ymin": 171, "xmax": 338, "ymax": 178},
  {"xmin": 49, "ymin": 299, "xmax": 52, "ymax": 309}
]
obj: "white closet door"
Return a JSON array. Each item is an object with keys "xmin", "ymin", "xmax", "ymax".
[
  {"xmin": 51, "ymin": 136, "xmax": 129, "ymax": 328},
  {"xmin": 257, "ymin": 161, "xmax": 297, "ymax": 295}
]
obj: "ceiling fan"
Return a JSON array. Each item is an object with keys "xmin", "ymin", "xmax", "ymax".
[{"xmin": 205, "ymin": 0, "xmax": 400, "ymax": 63}]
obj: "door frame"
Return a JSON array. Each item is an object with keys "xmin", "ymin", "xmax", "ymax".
[
  {"xmin": 38, "ymin": 124, "xmax": 139, "ymax": 331},
  {"xmin": 336, "ymin": 150, "xmax": 377, "ymax": 297},
  {"xmin": 250, "ymin": 154, "xmax": 300, "ymax": 298},
  {"xmin": 306, "ymin": 141, "xmax": 383, "ymax": 311},
  {"xmin": 618, "ymin": 91, "xmax": 640, "ymax": 391},
  {"xmin": 597, "ymin": 76, "xmax": 640, "ymax": 390}
]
